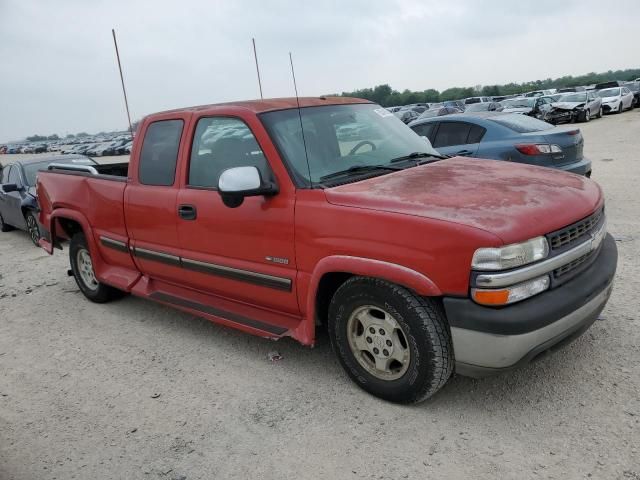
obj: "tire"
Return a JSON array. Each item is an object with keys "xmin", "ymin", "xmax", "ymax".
[
  {"xmin": 24, "ymin": 211, "xmax": 41, "ymax": 246},
  {"xmin": 583, "ymin": 109, "xmax": 590, "ymax": 122},
  {"xmin": 618, "ymin": 102, "xmax": 623, "ymax": 114},
  {"xmin": 69, "ymin": 232, "xmax": 124, "ymax": 303},
  {"xmin": 328, "ymin": 277, "xmax": 453, "ymax": 404},
  {"xmin": 0, "ymin": 212, "xmax": 14, "ymax": 232},
  {"xmin": 597, "ymin": 106, "xmax": 603, "ymax": 118}
]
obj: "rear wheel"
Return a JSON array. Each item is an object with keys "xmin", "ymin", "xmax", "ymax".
[
  {"xmin": 0, "ymin": 213, "xmax": 14, "ymax": 232},
  {"xmin": 69, "ymin": 233, "xmax": 124, "ymax": 303},
  {"xmin": 25, "ymin": 211, "xmax": 41, "ymax": 246},
  {"xmin": 328, "ymin": 277, "xmax": 453, "ymax": 404}
]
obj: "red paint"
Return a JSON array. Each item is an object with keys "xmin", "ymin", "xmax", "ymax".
[{"xmin": 37, "ymin": 97, "xmax": 603, "ymax": 346}]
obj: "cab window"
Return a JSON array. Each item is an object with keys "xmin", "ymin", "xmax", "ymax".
[{"xmin": 188, "ymin": 117, "xmax": 269, "ymax": 188}]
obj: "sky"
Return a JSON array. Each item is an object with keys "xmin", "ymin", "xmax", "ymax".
[{"xmin": 1, "ymin": 0, "xmax": 638, "ymax": 142}]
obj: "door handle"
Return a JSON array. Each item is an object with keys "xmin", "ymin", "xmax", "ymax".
[
  {"xmin": 456, "ymin": 149, "xmax": 473, "ymax": 156},
  {"xmin": 178, "ymin": 204, "xmax": 197, "ymax": 220}
]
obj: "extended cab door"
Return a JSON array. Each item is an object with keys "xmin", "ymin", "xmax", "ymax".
[
  {"xmin": 124, "ymin": 114, "xmax": 190, "ymax": 283},
  {"xmin": 174, "ymin": 114, "xmax": 299, "ymax": 315}
]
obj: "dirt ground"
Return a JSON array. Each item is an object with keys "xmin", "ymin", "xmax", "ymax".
[{"xmin": 1, "ymin": 111, "xmax": 639, "ymax": 480}]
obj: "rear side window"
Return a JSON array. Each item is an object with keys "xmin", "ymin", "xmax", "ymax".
[
  {"xmin": 488, "ymin": 114, "xmax": 553, "ymax": 133},
  {"xmin": 433, "ymin": 122, "xmax": 472, "ymax": 148},
  {"xmin": 411, "ymin": 122, "xmax": 436, "ymax": 142},
  {"xmin": 139, "ymin": 119, "xmax": 184, "ymax": 186},
  {"xmin": 467, "ymin": 125, "xmax": 486, "ymax": 143}
]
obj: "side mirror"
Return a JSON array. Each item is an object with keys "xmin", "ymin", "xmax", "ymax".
[
  {"xmin": 1, "ymin": 183, "xmax": 20, "ymax": 193},
  {"xmin": 218, "ymin": 166, "xmax": 278, "ymax": 208}
]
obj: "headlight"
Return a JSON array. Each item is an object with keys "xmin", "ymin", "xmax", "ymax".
[
  {"xmin": 472, "ymin": 236, "xmax": 549, "ymax": 271},
  {"xmin": 472, "ymin": 275, "xmax": 550, "ymax": 306}
]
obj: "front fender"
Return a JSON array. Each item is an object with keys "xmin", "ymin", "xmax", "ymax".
[{"xmin": 291, "ymin": 255, "xmax": 442, "ymax": 346}]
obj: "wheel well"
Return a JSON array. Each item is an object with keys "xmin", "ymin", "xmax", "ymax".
[
  {"xmin": 315, "ymin": 272, "xmax": 353, "ymax": 327},
  {"xmin": 56, "ymin": 217, "xmax": 83, "ymax": 241}
]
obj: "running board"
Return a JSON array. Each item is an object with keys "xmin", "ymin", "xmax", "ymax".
[{"xmin": 149, "ymin": 291, "xmax": 288, "ymax": 336}]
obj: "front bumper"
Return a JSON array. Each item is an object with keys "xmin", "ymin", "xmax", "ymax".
[
  {"xmin": 444, "ymin": 233, "xmax": 617, "ymax": 377},
  {"xmin": 602, "ymin": 103, "xmax": 619, "ymax": 113}
]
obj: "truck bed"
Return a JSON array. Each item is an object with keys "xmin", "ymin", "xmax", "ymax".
[{"xmin": 45, "ymin": 161, "xmax": 129, "ymax": 179}]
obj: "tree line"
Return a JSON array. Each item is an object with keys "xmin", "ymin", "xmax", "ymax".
[{"xmin": 337, "ymin": 67, "xmax": 640, "ymax": 106}]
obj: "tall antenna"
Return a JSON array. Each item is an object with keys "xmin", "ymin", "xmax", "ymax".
[
  {"xmin": 112, "ymin": 29, "xmax": 134, "ymax": 137},
  {"xmin": 252, "ymin": 38, "xmax": 263, "ymax": 99},
  {"xmin": 289, "ymin": 52, "xmax": 312, "ymax": 186}
]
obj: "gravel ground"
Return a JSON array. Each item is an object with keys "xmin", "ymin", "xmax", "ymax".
[{"xmin": 1, "ymin": 111, "xmax": 639, "ymax": 479}]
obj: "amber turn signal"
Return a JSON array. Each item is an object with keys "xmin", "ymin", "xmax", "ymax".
[{"xmin": 471, "ymin": 289, "xmax": 510, "ymax": 306}]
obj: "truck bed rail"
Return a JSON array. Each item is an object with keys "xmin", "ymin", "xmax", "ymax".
[{"xmin": 47, "ymin": 163, "xmax": 100, "ymax": 175}]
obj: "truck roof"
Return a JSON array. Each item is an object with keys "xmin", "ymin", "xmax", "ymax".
[{"xmin": 156, "ymin": 96, "xmax": 372, "ymax": 115}]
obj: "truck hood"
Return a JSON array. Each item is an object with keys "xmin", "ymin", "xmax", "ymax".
[{"xmin": 324, "ymin": 158, "xmax": 602, "ymax": 245}]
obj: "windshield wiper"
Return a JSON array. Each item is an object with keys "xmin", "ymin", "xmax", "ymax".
[
  {"xmin": 319, "ymin": 164, "xmax": 402, "ymax": 182},
  {"xmin": 390, "ymin": 151, "xmax": 446, "ymax": 163}
]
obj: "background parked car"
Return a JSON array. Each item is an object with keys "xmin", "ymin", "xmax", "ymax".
[
  {"xmin": 500, "ymin": 96, "xmax": 554, "ymax": 119},
  {"xmin": 415, "ymin": 106, "xmax": 463, "ymax": 119},
  {"xmin": 595, "ymin": 80, "xmax": 624, "ymax": 90},
  {"xmin": 545, "ymin": 91, "xmax": 602, "ymax": 124},
  {"xmin": 464, "ymin": 96, "xmax": 492, "ymax": 104},
  {"xmin": 408, "ymin": 112, "xmax": 591, "ymax": 176},
  {"xmin": 597, "ymin": 86, "xmax": 634, "ymax": 113},
  {"xmin": 464, "ymin": 102, "xmax": 504, "ymax": 112},
  {"xmin": 0, "ymin": 155, "xmax": 98, "ymax": 245},
  {"xmin": 393, "ymin": 108, "xmax": 421, "ymax": 124},
  {"xmin": 443, "ymin": 100, "xmax": 466, "ymax": 110},
  {"xmin": 622, "ymin": 81, "xmax": 640, "ymax": 108}
]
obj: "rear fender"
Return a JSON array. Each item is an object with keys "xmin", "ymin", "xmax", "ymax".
[{"xmin": 292, "ymin": 255, "xmax": 442, "ymax": 346}]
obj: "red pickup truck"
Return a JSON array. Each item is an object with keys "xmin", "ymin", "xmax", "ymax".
[{"xmin": 37, "ymin": 97, "xmax": 617, "ymax": 403}]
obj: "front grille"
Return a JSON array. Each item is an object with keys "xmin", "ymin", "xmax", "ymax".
[
  {"xmin": 548, "ymin": 207, "xmax": 603, "ymax": 251},
  {"xmin": 554, "ymin": 251, "xmax": 594, "ymax": 278}
]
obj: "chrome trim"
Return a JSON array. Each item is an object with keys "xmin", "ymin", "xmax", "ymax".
[
  {"xmin": 181, "ymin": 257, "xmax": 292, "ymax": 291},
  {"xmin": 128, "ymin": 245, "xmax": 292, "ymax": 291},
  {"xmin": 48, "ymin": 163, "xmax": 99, "ymax": 175},
  {"xmin": 100, "ymin": 236, "xmax": 128, "ymax": 253},
  {"xmin": 133, "ymin": 247, "xmax": 181, "ymax": 266},
  {"xmin": 476, "ymin": 222, "xmax": 606, "ymax": 288}
]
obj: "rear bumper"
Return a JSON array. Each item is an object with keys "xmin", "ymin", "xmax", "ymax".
[
  {"xmin": 557, "ymin": 157, "xmax": 591, "ymax": 176},
  {"xmin": 444, "ymin": 233, "xmax": 617, "ymax": 377}
]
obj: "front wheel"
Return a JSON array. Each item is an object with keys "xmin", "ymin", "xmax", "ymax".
[
  {"xmin": 69, "ymin": 233, "xmax": 125, "ymax": 303},
  {"xmin": 25, "ymin": 211, "xmax": 41, "ymax": 246},
  {"xmin": 583, "ymin": 109, "xmax": 591, "ymax": 122},
  {"xmin": 597, "ymin": 106, "xmax": 603, "ymax": 118},
  {"xmin": 328, "ymin": 277, "xmax": 453, "ymax": 404},
  {"xmin": 618, "ymin": 102, "xmax": 623, "ymax": 113}
]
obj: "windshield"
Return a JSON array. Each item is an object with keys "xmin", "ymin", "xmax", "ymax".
[
  {"xmin": 559, "ymin": 93, "xmax": 587, "ymax": 102},
  {"xmin": 260, "ymin": 103, "xmax": 440, "ymax": 186},
  {"xmin": 598, "ymin": 88, "xmax": 620, "ymax": 97},
  {"xmin": 502, "ymin": 98, "xmax": 534, "ymax": 108}
]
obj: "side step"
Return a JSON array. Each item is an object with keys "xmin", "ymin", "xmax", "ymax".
[
  {"xmin": 149, "ymin": 291, "xmax": 288, "ymax": 336},
  {"xmin": 130, "ymin": 277, "xmax": 300, "ymax": 339}
]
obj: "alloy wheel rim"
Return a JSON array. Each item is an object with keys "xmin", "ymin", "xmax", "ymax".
[
  {"xmin": 77, "ymin": 248, "xmax": 99, "ymax": 291},
  {"xmin": 346, "ymin": 305, "xmax": 411, "ymax": 381},
  {"xmin": 27, "ymin": 215, "xmax": 39, "ymax": 244}
]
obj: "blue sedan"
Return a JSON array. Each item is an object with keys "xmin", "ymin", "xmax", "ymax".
[{"xmin": 408, "ymin": 112, "xmax": 592, "ymax": 176}]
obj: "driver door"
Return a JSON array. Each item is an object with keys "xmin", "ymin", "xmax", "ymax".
[{"xmin": 175, "ymin": 115, "xmax": 299, "ymax": 315}]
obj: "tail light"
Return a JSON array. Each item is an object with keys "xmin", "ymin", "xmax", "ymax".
[
  {"xmin": 565, "ymin": 130, "xmax": 580, "ymax": 135},
  {"xmin": 515, "ymin": 144, "xmax": 563, "ymax": 155}
]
